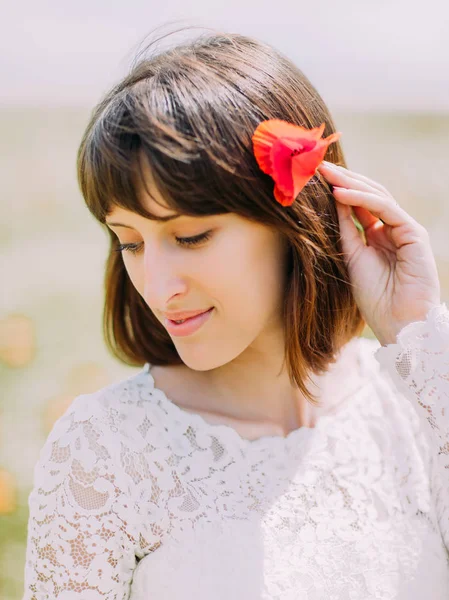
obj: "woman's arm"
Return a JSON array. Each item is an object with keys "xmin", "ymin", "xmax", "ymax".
[
  {"xmin": 374, "ymin": 302, "xmax": 449, "ymax": 551},
  {"xmin": 22, "ymin": 391, "xmax": 161, "ymax": 599}
]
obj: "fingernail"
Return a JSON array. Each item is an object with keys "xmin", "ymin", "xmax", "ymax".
[{"xmin": 322, "ymin": 161, "xmax": 337, "ymax": 169}]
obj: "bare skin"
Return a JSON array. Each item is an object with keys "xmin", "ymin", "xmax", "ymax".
[{"xmin": 149, "ymin": 343, "xmax": 364, "ymax": 440}]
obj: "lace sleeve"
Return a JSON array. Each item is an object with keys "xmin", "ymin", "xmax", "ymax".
[
  {"xmin": 374, "ymin": 302, "xmax": 449, "ymax": 551},
  {"xmin": 22, "ymin": 391, "xmax": 162, "ymax": 600}
]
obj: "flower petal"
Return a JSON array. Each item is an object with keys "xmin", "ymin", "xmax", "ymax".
[
  {"xmin": 252, "ymin": 119, "xmax": 342, "ymax": 207},
  {"xmin": 270, "ymin": 139, "xmax": 296, "ymax": 196}
]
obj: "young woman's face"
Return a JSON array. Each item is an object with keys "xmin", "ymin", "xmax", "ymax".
[{"xmin": 106, "ymin": 173, "xmax": 289, "ymax": 371}]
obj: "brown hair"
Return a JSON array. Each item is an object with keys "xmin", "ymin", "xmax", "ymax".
[{"xmin": 77, "ymin": 27, "xmax": 366, "ymax": 405}]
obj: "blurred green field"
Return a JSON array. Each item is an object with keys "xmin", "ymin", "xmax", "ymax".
[{"xmin": 0, "ymin": 107, "xmax": 448, "ymax": 599}]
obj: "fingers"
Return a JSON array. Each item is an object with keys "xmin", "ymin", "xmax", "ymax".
[
  {"xmin": 334, "ymin": 198, "xmax": 366, "ymax": 267},
  {"xmin": 351, "ymin": 205, "xmax": 379, "ymax": 232},
  {"xmin": 331, "ymin": 187, "xmax": 415, "ymax": 228},
  {"xmin": 318, "ymin": 163, "xmax": 418, "ymax": 230},
  {"xmin": 318, "ymin": 161, "xmax": 392, "ymax": 197}
]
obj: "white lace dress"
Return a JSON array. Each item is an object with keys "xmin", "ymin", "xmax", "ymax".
[{"xmin": 22, "ymin": 304, "xmax": 449, "ymax": 599}]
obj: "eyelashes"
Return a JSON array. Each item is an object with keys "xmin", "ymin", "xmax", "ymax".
[
  {"xmin": 114, "ymin": 243, "xmax": 142, "ymax": 255},
  {"xmin": 114, "ymin": 231, "xmax": 213, "ymax": 255},
  {"xmin": 176, "ymin": 231, "xmax": 213, "ymax": 247}
]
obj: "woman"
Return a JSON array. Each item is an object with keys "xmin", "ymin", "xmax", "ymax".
[{"xmin": 22, "ymin": 30, "xmax": 448, "ymax": 599}]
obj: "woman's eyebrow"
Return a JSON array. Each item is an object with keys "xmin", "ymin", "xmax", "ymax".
[{"xmin": 105, "ymin": 214, "xmax": 181, "ymax": 228}]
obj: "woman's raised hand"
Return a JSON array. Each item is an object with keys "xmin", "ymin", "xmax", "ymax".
[{"xmin": 317, "ymin": 161, "xmax": 441, "ymax": 346}]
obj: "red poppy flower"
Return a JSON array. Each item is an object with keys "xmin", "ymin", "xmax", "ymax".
[{"xmin": 252, "ymin": 119, "xmax": 342, "ymax": 206}]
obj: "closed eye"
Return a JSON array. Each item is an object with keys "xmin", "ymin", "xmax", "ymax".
[
  {"xmin": 175, "ymin": 231, "xmax": 213, "ymax": 247},
  {"xmin": 114, "ymin": 231, "xmax": 213, "ymax": 255}
]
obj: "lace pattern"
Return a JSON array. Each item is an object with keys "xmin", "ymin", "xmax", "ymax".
[
  {"xmin": 22, "ymin": 390, "xmax": 165, "ymax": 599},
  {"xmin": 374, "ymin": 303, "xmax": 449, "ymax": 553},
  {"xmin": 22, "ymin": 315, "xmax": 449, "ymax": 599}
]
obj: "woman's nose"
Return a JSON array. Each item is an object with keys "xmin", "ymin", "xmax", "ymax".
[{"xmin": 142, "ymin": 252, "xmax": 189, "ymax": 310}]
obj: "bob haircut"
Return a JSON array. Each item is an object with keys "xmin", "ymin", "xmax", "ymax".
[{"xmin": 77, "ymin": 27, "xmax": 366, "ymax": 405}]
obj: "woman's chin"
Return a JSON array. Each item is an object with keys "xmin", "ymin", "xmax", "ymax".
[{"xmin": 175, "ymin": 347, "xmax": 236, "ymax": 373}]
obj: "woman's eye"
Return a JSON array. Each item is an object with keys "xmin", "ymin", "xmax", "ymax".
[
  {"xmin": 113, "ymin": 231, "xmax": 212, "ymax": 255},
  {"xmin": 175, "ymin": 231, "xmax": 212, "ymax": 247},
  {"xmin": 114, "ymin": 242, "xmax": 143, "ymax": 255}
]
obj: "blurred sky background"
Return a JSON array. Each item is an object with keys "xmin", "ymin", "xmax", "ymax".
[
  {"xmin": 1, "ymin": 1, "xmax": 449, "ymax": 598},
  {"xmin": 2, "ymin": 0, "xmax": 449, "ymax": 111}
]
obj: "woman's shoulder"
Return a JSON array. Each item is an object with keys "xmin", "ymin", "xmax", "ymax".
[
  {"xmin": 331, "ymin": 336, "xmax": 425, "ymax": 446},
  {"xmin": 345, "ymin": 334, "xmax": 382, "ymax": 375},
  {"xmin": 31, "ymin": 365, "xmax": 187, "ymax": 521},
  {"xmin": 41, "ymin": 365, "xmax": 178, "ymax": 462},
  {"xmin": 350, "ymin": 335, "xmax": 431, "ymax": 461}
]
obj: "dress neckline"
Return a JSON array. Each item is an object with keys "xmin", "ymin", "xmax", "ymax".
[
  {"xmin": 142, "ymin": 362, "xmax": 316, "ymax": 450},
  {"xmin": 140, "ymin": 339, "xmax": 369, "ymax": 451}
]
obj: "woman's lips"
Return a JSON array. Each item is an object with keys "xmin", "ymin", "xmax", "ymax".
[{"xmin": 164, "ymin": 308, "xmax": 214, "ymax": 337}]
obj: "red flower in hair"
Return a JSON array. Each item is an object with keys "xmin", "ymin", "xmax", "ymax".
[{"xmin": 252, "ymin": 119, "xmax": 342, "ymax": 206}]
